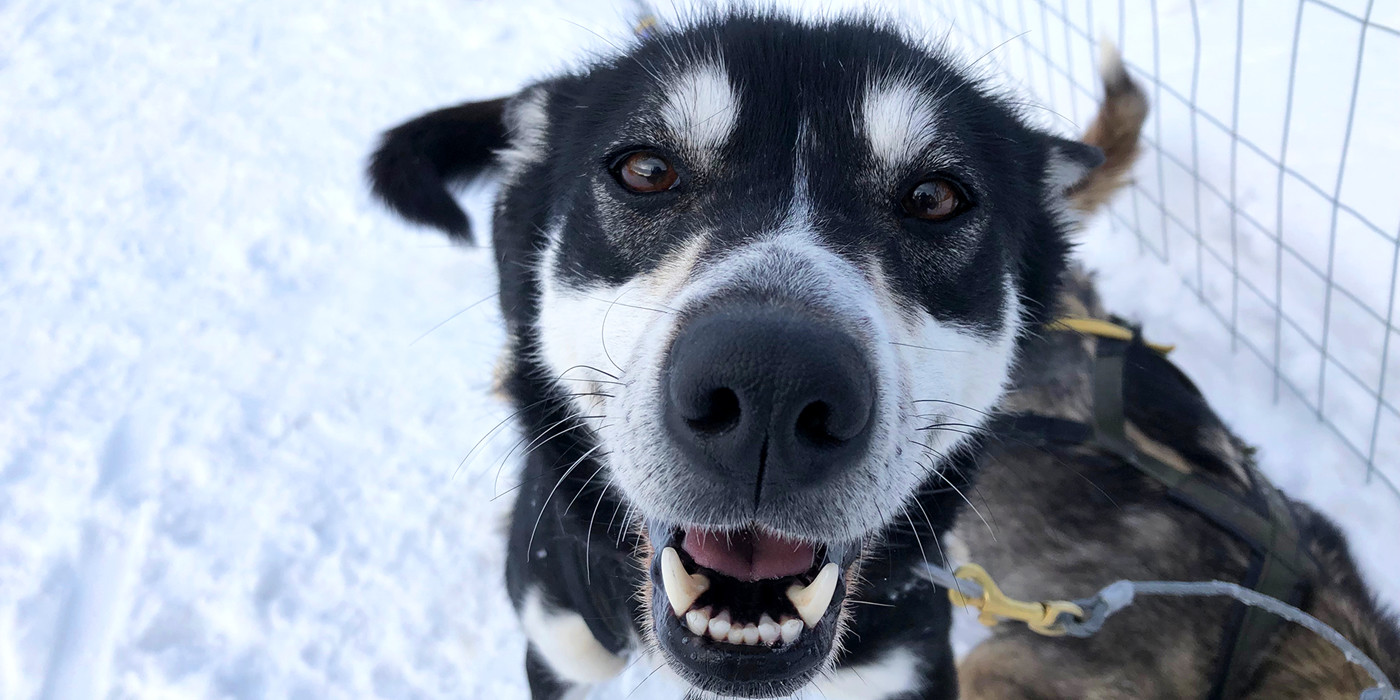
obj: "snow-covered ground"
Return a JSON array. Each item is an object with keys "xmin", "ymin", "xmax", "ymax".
[{"xmin": 2, "ymin": 1, "xmax": 1395, "ymax": 698}]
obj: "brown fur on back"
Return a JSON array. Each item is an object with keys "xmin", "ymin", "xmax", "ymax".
[
  {"xmin": 956, "ymin": 271, "xmax": 1400, "ymax": 698},
  {"xmin": 1241, "ymin": 507, "xmax": 1400, "ymax": 699},
  {"xmin": 954, "ymin": 47, "xmax": 1400, "ymax": 699}
]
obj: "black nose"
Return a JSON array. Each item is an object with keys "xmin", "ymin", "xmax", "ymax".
[{"xmin": 663, "ymin": 305, "xmax": 876, "ymax": 502}]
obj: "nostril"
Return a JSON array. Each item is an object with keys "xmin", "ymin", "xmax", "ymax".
[
  {"xmin": 795, "ymin": 401, "xmax": 843, "ymax": 447},
  {"xmin": 685, "ymin": 387, "xmax": 742, "ymax": 434}
]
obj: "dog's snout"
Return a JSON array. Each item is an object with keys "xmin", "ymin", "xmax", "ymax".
[{"xmin": 663, "ymin": 305, "xmax": 875, "ymax": 499}]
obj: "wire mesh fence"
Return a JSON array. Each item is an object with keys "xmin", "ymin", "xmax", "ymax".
[{"xmin": 911, "ymin": 0, "xmax": 1400, "ymax": 498}]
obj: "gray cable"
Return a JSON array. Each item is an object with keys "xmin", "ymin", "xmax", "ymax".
[{"xmin": 917, "ymin": 564, "xmax": 1397, "ymax": 699}]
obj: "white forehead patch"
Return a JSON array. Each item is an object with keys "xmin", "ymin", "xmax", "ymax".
[
  {"xmin": 861, "ymin": 79, "xmax": 939, "ymax": 168},
  {"xmin": 660, "ymin": 61, "xmax": 739, "ymax": 158}
]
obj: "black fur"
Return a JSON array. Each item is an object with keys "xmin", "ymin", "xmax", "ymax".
[{"xmin": 367, "ymin": 97, "xmax": 509, "ymax": 241}]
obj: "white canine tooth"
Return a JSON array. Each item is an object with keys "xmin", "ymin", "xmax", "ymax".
[
  {"xmin": 708, "ymin": 610, "xmax": 731, "ymax": 641},
  {"xmin": 685, "ymin": 608, "xmax": 710, "ymax": 636},
  {"xmin": 780, "ymin": 617, "xmax": 803, "ymax": 644},
  {"xmin": 785, "ymin": 562, "xmax": 840, "ymax": 628},
  {"xmin": 727, "ymin": 626, "xmax": 745, "ymax": 644},
  {"xmin": 742, "ymin": 623, "xmax": 760, "ymax": 645},
  {"xmin": 660, "ymin": 547, "xmax": 710, "ymax": 616},
  {"xmin": 758, "ymin": 614, "xmax": 780, "ymax": 645}
]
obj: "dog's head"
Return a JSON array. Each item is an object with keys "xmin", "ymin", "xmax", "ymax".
[{"xmin": 371, "ymin": 13, "xmax": 1101, "ymax": 697}]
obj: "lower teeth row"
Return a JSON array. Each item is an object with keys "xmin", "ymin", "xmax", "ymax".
[
  {"xmin": 659, "ymin": 547, "xmax": 840, "ymax": 637},
  {"xmin": 683, "ymin": 608, "xmax": 804, "ymax": 646}
]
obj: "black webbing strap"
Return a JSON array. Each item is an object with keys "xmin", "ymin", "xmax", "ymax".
[
  {"xmin": 1214, "ymin": 471, "xmax": 1310, "ymax": 699},
  {"xmin": 1091, "ymin": 338, "xmax": 1314, "ymax": 700},
  {"xmin": 1089, "ymin": 342, "xmax": 1313, "ymax": 573},
  {"xmin": 990, "ymin": 332, "xmax": 1316, "ymax": 699}
]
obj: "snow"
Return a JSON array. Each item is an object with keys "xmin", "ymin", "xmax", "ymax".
[{"xmin": 1, "ymin": 1, "xmax": 1394, "ymax": 698}]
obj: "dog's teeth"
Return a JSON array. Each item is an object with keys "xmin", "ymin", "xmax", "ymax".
[
  {"xmin": 786, "ymin": 562, "xmax": 839, "ymax": 628},
  {"xmin": 660, "ymin": 547, "xmax": 709, "ymax": 616},
  {"xmin": 741, "ymin": 624, "xmax": 760, "ymax": 645},
  {"xmin": 685, "ymin": 607, "xmax": 710, "ymax": 636},
  {"xmin": 758, "ymin": 614, "xmax": 780, "ymax": 645},
  {"xmin": 780, "ymin": 617, "xmax": 803, "ymax": 644},
  {"xmin": 726, "ymin": 625, "xmax": 745, "ymax": 644},
  {"xmin": 708, "ymin": 610, "xmax": 731, "ymax": 641}
]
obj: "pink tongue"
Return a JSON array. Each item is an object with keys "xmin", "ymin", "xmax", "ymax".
[{"xmin": 682, "ymin": 527, "xmax": 816, "ymax": 582}]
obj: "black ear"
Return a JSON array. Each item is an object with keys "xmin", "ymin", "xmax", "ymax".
[
  {"xmin": 1043, "ymin": 136, "xmax": 1106, "ymax": 193},
  {"xmin": 367, "ymin": 96, "xmax": 510, "ymax": 242}
]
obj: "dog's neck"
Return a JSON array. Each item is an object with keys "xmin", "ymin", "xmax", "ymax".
[{"xmin": 998, "ymin": 268, "xmax": 1103, "ymax": 422}]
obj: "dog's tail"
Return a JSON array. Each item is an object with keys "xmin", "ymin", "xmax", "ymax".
[
  {"xmin": 367, "ymin": 96, "xmax": 510, "ymax": 242},
  {"xmin": 1068, "ymin": 44, "xmax": 1148, "ymax": 215}
]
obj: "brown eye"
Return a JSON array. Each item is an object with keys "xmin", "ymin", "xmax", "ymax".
[
  {"xmin": 902, "ymin": 178, "xmax": 966, "ymax": 221},
  {"xmin": 614, "ymin": 151, "xmax": 679, "ymax": 193}
]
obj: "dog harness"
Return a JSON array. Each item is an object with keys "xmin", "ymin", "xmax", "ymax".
[{"xmin": 988, "ymin": 319, "xmax": 1319, "ymax": 700}]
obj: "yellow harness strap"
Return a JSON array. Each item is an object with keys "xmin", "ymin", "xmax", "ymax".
[
  {"xmin": 632, "ymin": 13, "xmax": 659, "ymax": 38},
  {"xmin": 1046, "ymin": 317, "xmax": 1176, "ymax": 355}
]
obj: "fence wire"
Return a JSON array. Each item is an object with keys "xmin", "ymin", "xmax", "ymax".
[{"xmin": 911, "ymin": 0, "xmax": 1399, "ymax": 499}]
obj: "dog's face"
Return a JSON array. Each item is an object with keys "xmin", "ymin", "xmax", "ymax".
[{"xmin": 373, "ymin": 14, "xmax": 1099, "ymax": 698}]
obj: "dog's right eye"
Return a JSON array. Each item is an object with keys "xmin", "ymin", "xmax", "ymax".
[
  {"xmin": 902, "ymin": 177, "xmax": 969, "ymax": 222},
  {"xmin": 613, "ymin": 151, "xmax": 679, "ymax": 193}
]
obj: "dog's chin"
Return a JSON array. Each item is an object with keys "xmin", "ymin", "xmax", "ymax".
[{"xmin": 644, "ymin": 521, "xmax": 860, "ymax": 698}]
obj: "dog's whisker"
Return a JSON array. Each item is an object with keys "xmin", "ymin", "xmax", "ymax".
[
  {"xmin": 558, "ymin": 17, "xmax": 668, "ymax": 86},
  {"xmin": 1003, "ymin": 99, "xmax": 1079, "ymax": 130},
  {"xmin": 910, "ymin": 397, "xmax": 996, "ymax": 418},
  {"xmin": 488, "ymin": 431, "xmax": 612, "ymax": 501},
  {"xmin": 408, "ymin": 292, "xmax": 499, "ymax": 346},
  {"xmin": 487, "ymin": 460, "xmax": 593, "ymax": 502},
  {"xmin": 914, "ymin": 421, "xmax": 989, "ymax": 433},
  {"xmin": 905, "ymin": 452, "xmax": 989, "ymax": 605},
  {"xmin": 606, "ymin": 484, "xmax": 626, "ymax": 544},
  {"xmin": 910, "ymin": 477, "xmax": 977, "ymax": 605},
  {"xmin": 565, "ymin": 390, "xmax": 615, "ymax": 400},
  {"xmin": 554, "ymin": 376, "xmax": 627, "ymax": 386},
  {"xmin": 900, "ymin": 508, "xmax": 933, "ymax": 577},
  {"xmin": 845, "ymin": 598, "xmax": 895, "ymax": 608},
  {"xmin": 915, "ymin": 428, "xmax": 987, "ymax": 443},
  {"xmin": 614, "ymin": 651, "xmax": 651, "ymax": 685},
  {"xmin": 922, "ymin": 451, "xmax": 995, "ymax": 541},
  {"xmin": 582, "ymin": 294, "xmax": 678, "ymax": 316},
  {"xmin": 526, "ymin": 442, "xmax": 606, "ymax": 554},
  {"xmin": 584, "ymin": 477, "xmax": 615, "ymax": 587},
  {"xmin": 888, "ymin": 341, "xmax": 972, "ymax": 354},
  {"xmin": 458, "ymin": 393, "xmax": 587, "ymax": 482},
  {"xmin": 554, "ymin": 363, "xmax": 622, "ymax": 381},
  {"xmin": 964, "ymin": 29, "xmax": 1032, "ymax": 77},
  {"xmin": 487, "ymin": 449, "xmax": 613, "ymax": 503},
  {"xmin": 909, "ymin": 483, "xmax": 959, "ymax": 574},
  {"xmin": 456, "ymin": 414, "xmax": 529, "ymax": 482},
  {"xmin": 563, "ymin": 462, "xmax": 609, "ymax": 514},
  {"xmin": 616, "ymin": 504, "xmax": 634, "ymax": 548},
  {"xmin": 598, "ymin": 289, "xmax": 632, "ymax": 374},
  {"xmin": 493, "ymin": 414, "xmax": 604, "ymax": 494},
  {"xmin": 612, "ymin": 497, "xmax": 639, "ymax": 549},
  {"xmin": 625, "ymin": 663, "xmax": 667, "ymax": 699},
  {"xmin": 514, "ymin": 417, "xmax": 604, "ymax": 463}
]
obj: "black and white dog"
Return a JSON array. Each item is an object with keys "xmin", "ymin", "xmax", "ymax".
[{"xmin": 369, "ymin": 12, "xmax": 1125, "ymax": 698}]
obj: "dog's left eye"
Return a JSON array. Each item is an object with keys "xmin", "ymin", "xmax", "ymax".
[
  {"xmin": 902, "ymin": 177, "xmax": 968, "ymax": 221},
  {"xmin": 613, "ymin": 151, "xmax": 679, "ymax": 193}
]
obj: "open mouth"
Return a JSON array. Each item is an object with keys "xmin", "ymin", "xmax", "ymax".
[{"xmin": 646, "ymin": 521, "xmax": 859, "ymax": 697}]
